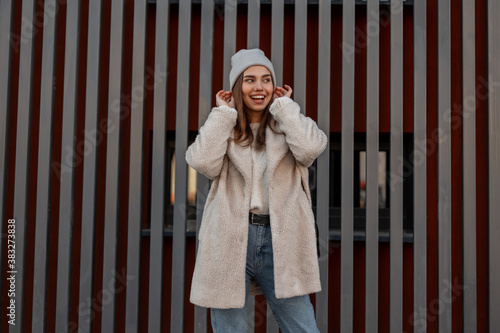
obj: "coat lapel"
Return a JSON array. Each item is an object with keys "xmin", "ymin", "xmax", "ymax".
[
  {"xmin": 227, "ymin": 136, "xmax": 253, "ymax": 184},
  {"xmin": 265, "ymin": 126, "xmax": 289, "ymax": 177}
]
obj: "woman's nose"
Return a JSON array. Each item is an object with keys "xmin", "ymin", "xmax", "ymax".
[{"xmin": 254, "ymin": 82, "xmax": 263, "ymax": 90}]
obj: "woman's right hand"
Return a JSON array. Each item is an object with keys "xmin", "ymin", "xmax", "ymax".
[{"xmin": 216, "ymin": 90, "xmax": 235, "ymax": 108}]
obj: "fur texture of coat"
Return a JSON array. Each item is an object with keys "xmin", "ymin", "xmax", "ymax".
[{"xmin": 186, "ymin": 97, "xmax": 328, "ymax": 309}]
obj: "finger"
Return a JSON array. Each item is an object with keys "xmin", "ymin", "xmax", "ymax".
[{"xmin": 283, "ymin": 85, "xmax": 293, "ymax": 97}]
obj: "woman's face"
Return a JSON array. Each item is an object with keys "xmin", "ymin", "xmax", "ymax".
[{"xmin": 241, "ymin": 66, "xmax": 274, "ymax": 115}]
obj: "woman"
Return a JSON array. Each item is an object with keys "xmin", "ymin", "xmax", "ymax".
[{"xmin": 186, "ymin": 49, "xmax": 327, "ymax": 332}]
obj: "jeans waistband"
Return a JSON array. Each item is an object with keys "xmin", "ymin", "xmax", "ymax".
[{"xmin": 249, "ymin": 212, "xmax": 270, "ymax": 226}]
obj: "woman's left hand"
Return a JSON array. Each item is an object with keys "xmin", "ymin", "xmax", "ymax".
[{"xmin": 274, "ymin": 85, "xmax": 293, "ymax": 99}]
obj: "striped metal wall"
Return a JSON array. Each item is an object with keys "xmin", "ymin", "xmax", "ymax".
[{"xmin": 0, "ymin": 0, "xmax": 498, "ymax": 332}]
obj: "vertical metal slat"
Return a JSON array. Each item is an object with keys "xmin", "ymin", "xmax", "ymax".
[
  {"xmin": 413, "ymin": 0, "xmax": 427, "ymax": 330},
  {"xmin": 195, "ymin": 0, "xmax": 215, "ymax": 331},
  {"xmin": 55, "ymin": 0, "xmax": 81, "ymax": 332},
  {"xmin": 294, "ymin": 0, "xmax": 307, "ymax": 114},
  {"xmin": 125, "ymin": 0, "xmax": 147, "ymax": 331},
  {"xmin": 247, "ymin": 296, "xmax": 255, "ymax": 333},
  {"xmin": 462, "ymin": 0, "xmax": 477, "ymax": 330},
  {"xmin": 32, "ymin": 1, "xmax": 58, "ymax": 331},
  {"xmin": 270, "ymin": 0, "xmax": 284, "ymax": 86},
  {"xmin": 171, "ymin": 0, "xmax": 192, "ymax": 331},
  {"xmin": 78, "ymin": 0, "xmax": 102, "ymax": 331},
  {"xmin": 101, "ymin": 0, "xmax": 125, "ymax": 331},
  {"xmin": 223, "ymin": 0, "xmax": 237, "ymax": 90},
  {"xmin": 341, "ymin": 0, "xmax": 355, "ymax": 330},
  {"xmin": 247, "ymin": 0, "xmax": 260, "ymax": 49},
  {"xmin": 437, "ymin": 0, "xmax": 452, "ymax": 329},
  {"xmin": 10, "ymin": 1, "xmax": 36, "ymax": 332},
  {"xmin": 488, "ymin": 0, "xmax": 500, "ymax": 329},
  {"xmin": 148, "ymin": 0, "xmax": 169, "ymax": 330},
  {"xmin": 316, "ymin": 0, "xmax": 331, "ymax": 332},
  {"xmin": 390, "ymin": 0, "xmax": 403, "ymax": 331},
  {"xmin": 0, "ymin": 0, "xmax": 14, "ymax": 313},
  {"xmin": 365, "ymin": 0, "xmax": 379, "ymax": 330},
  {"xmin": 266, "ymin": 306, "xmax": 279, "ymax": 332}
]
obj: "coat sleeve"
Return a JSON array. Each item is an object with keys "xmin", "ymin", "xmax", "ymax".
[
  {"xmin": 269, "ymin": 97, "xmax": 328, "ymax": 167},
  {"xmin": 185, "ymin": 105, "xmax": 238, "ymax": 179}
]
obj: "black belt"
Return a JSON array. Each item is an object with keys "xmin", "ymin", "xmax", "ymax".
[{"xmin": 249, "ymin": 212, "xmax": 270, "ymax": 226}]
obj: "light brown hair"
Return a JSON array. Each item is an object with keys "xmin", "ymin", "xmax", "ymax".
[{"xmin": 231, "ymin": 73, "xmax": 278, "ymax": 150}]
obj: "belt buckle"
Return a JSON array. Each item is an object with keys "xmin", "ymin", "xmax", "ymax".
[
  {"xmin": 250, "ymin": 213, "xmax": 267, "ymax": 226},
  {"xmin": 250, "ymin": 213, "xmax": 263, "ymax": 226}
]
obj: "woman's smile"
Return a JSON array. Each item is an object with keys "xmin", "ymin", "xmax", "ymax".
[{"xmin": 249, "ymin": 94, "xmax": 266, "ymax": 104}]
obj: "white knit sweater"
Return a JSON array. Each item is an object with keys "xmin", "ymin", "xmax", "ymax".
[{"xmin": 249, "ymin": 123, "xmax": 269, "ymax": 214}]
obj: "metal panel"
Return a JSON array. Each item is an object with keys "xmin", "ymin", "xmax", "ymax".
[
  {"xmin": 390, "ymin": 0, "xmax": 403, "ymax": 331},
  {"xmin": 148, "ymin": 0, "xmax": 169, "ymax": 330},
  {"xmin": 195, "ymin": 0, "xmax": 215, "ymax": 331},
  {"xmin": 171, "ymin": 0, "xmax": 192, "ymax": 331},
  {"xmin": 11, "ymin": 1, "xmax": 36, "ymax": 332},
  {"xmin": 247, "ymin": 0, "xmax": 260, "ymax": 49},
  {"xmin": 32, "ymin": 1, "xmax": 58, "ymax": 331},
  {"xmin": 223, "ymin": 0, "xmax": 237, "ymax": 90},
  {"xmin": 101, "ymin": 0, "xmax": 125, "ymax": 331},
  {"xmin": 488, "ymin": 0, "xmax": 500, "ymax": 329},
  {"xmin": 55, "ymin": 0, "xmax": 81, "ymax": 332},
  {"xmin": 125, "ymin": 0, "xmax": 147, "ymax": 332},
  {"xmin": 247, "ymin": 296, "xmax": 255, "ymax": 333},
  {"xmin": 437, "ymin": 0, "xmax": 452, "ymax": 329},
  {"xmin": 271, "ymin": 0, "xmax": 284, "ymax": 85},
  {"xmin": 341, "ymin": 0, "xmax": 355, "ymax": 330},
  {"xmin": 294, "ymin": 0, "xmax": 307, "ymax": 114},
  {"xmin": 79, "ymin": 0, "xmax": 102, "ymax": 332},
  {"xmin": 413, "ymin": 0, "xmax": 427, "ymax": 330},
  {"xmin": 0, "ymin": 0, "xmax": 14, "ymax": 312},
  {"xmin": 266, "ymin": 306, "xmax": 279, "ymax": 332},
  {"xmin": 365, "ymin": 0, "xmax": 379, "ymax": 330},
  {"xmin": 462, "ymin": 0, "xmax": 477, "ymax": 330},
  {"xmin": 316, "ymin": 0, "xmax": 331, "ymax": 332}
]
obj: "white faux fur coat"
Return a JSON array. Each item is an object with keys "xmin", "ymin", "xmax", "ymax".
[{"xmin": 186, "ymin": 97, "xmax": 328, "ymax": 309}]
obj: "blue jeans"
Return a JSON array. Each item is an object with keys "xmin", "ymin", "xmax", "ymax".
[{"xmin": 211, "ymin": 224, "xmax": 320, "ymax": 333}]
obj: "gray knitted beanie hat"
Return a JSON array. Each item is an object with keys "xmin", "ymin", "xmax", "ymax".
[{"xmin": 229, "ymin": 49, "xmax": 276, "ymax": 91}]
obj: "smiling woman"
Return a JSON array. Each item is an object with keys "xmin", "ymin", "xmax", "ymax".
[{"xmin": 185, "ymin": 48, "xmax": 327, "ymax": 332}]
